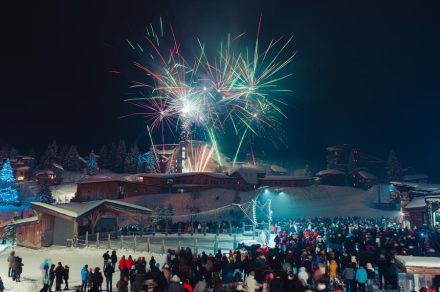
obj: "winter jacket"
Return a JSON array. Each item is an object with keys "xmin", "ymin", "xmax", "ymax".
[
  {"xmin": 126, "ymin": 257, "xmax": 134, "ymax": 270},
  {"xmin": 119, "ymin": 258, "xmax": 127, "ymax": 271},
  {"xmin": 104, "ymin": 264, "xmax": 115, "ymax": 278},
  {"xmin": 298, "ymin": 267, "xmax": 309, "ymax": 286},
  {"xmin": 245, "ymin": 275, "xmax": 260, "ymax": 292},
  {"xmin": 193, "ymin": 279, "xmax": 207, "ymax": 292},
  {"xmin": 49, "ymin": 268, "xmax": 55, "ymax": 281},
  {"xmin": 111, "ymin": 253, "xmax": 118, "ymax": 264},
  {"xmin": 169, "ymin": 282, "xmax": 184, "ymax": 292},
  {"xmin": 342, "ymin": 266, "xmax": 355, "ymax": 280},
  {"xmin": 356, "ymin": 267, "xmax": 368, "ymax": 284},
  {"xmin": 7, "ymin": 255, "xmax": 15, "ymax": 268},
  {"xmin": 81, "ymin": 266, "xmax": 88, "ymax": 281},
  {"xmin": 329, "ymin": 260, "xmax": 338, "ymax": 278}
]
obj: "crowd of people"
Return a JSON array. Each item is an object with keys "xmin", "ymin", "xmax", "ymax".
[{"xmin": 9, "ymin": 216, "xmax": 439, "ymax": 292}]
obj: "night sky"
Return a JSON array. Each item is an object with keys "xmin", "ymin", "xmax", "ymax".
[{"xmin": 1, "ymin": 1, "xmax": 440, "ymax": 177}]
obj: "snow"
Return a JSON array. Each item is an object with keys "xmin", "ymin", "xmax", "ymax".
[
  {"xmin": 32, "ymin": 200, "xmax": 152, "ymax": 218},
  {"xmin": 357, "ymin": 171, "xmax": 377, "ymax": 180},
  {"xmin": 0, "ymin": 246, "xmax": 166, "ymax": 292},
  {"xmin": 395, "ymin": 255, "xmax": 440, "ymax": 268},
  {"xmin": 261, "ymin": 175, "xmax": 310, "ymax": 181},
  {"xmin": 315, "ymin": 169, "xmax": 345, "ymax": 176},
  {"xmin": 402, "ymin": 174, "xmax": 429, "ymax": 181},
  {"xmin": 10, "ymin": 216, "xmax": 38, "ymax": 226},
  {"xmin": 123, "ymin": 184, "xmax": 398, "ymax": 221},
  {"xmin": 404, "ymin": 197, "xmax": 426, "ymax": 209}
]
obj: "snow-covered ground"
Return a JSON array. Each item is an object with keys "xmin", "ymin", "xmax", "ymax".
[
  {"xmin": 0, "ymin": 245, "xmax": 166, "ymax": 292},
  {"xmin": 123, "ymin": 184, "xmax": 399, "ymax": 221}
]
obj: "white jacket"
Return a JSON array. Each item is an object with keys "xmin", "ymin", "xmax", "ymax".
[{"xmin": 245, "ymin": 275, "xmax": 260, "ymax": 292}]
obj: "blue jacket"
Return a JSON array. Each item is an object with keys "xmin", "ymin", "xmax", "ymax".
[
  {"xmin": 81, "ymin": 267, "xmax": 88, "ymax": 281},
  {"xmin": 356, "ymin": 267, "xmax": 368, "ymax": 283}
]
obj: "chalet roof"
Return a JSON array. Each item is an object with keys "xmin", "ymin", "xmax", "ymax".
[
  {"xmin": 316, "ymin": 169, "xmax": 346, "ymax": 176},
  {"xmin": 15, "ymin": 166, "xmax": 30, "ymax": 170},
  {"xmin": 404, "ymin": 197, "xmax": 427, "ymax": 209},
  {"xmin": 357, "ymin": 171, "xmax": 377, "ymax": 180},
  {"xmin": 260, "ymin": 175, "xmax": 310, "ymax": 181},
  {"xmin": 10, "ymin": 216, "xmax": 38, "ymax": 226},
  {"xmin": 395, "ymin": 255, "xmax": 440, "ymax": 271},
  {"xmin": 227, "ymin": 166, "xmax": 261, "ymax": 184},
  {"xmin": 402, "ymin": 174, "xmax": 428, "ymax": 181},
  {"xmin": 36, "ymin": 169, "xmax": 56, "ymax": 175},
  {"xmin": 138, "ymin": 172, "xmax": 229, "ymax": 179},
  {"xmin": 270, "ymin": 164, "xmax": 287, "ymax": 173},
  {"xmin": 31, "ymin": 199, "xmax": 152, "ymax": 219},
  {"xmin": 390, "ymin": 182, "xmax": 440, "ymax": 193},
  {"xmin": 79, "ymin": 177, "xmax": 125, "ymax": 184}
]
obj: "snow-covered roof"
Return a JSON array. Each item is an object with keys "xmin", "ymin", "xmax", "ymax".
[
  {"xmin": 390, "ymin": 182, "xmax": 440, "ymax": 193},
  {"xmin": 15, "ymin": 166, "xmax": 30, "ymax": 170},
  {"xmin": 270, "ymin": 164, "xmax": 287, "ymax": 173},
  {"xmin": 315, "ymin": 169, "xmax": 346, "ymax": 176},
  {"xmin": 138, "ymin": 172, "xmax": 229, "ymax": 179},
  {"xmin": 10, "ymin": 216, "xmax": 38, "ymax": 226},
  {"xmin": 52, "ymin": 163, "xmax": 64, "ymax": 171},
  {"xmin": 404, "ymin": 197, "xmax": 426, "ymax": 209},
  {"xmin": 260, "ymin": 175, "xmax": 310, "ymax": 181},
  {"xmin": 79, "ymin": 177, "xmax": 125, "ymax": 184},
  {"xmin": 357, "ymin": 171, "xmax": 377, "ymax": 180},
  {"xmin": 36, "ymin": 169, "xmax": 56, "ymax": 175},
  {"xmin": 395, "ymin": 255, "xmax": 440, "ymax": 269},
  {"xmin": 402, "ymin": 174, "xmax": 428, "ymax": 181},
  {"xmin": 31, "ymin": 200, "xmax": 152, "ymax": 218},
  {"xmin": 226, "ymin": 166, "xmax": 261, "ymax": 184}
]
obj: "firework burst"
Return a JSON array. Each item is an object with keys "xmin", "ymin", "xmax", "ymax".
[{"xmin": 122, "ymin": 16, "xmax": 296, "ymax": 165}]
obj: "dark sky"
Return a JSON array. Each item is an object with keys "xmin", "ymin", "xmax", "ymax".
[{"xmin": 1, "ymin": 1, "xmax": 440, "ymax": 177}]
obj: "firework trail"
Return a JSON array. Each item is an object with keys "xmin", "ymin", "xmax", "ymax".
[{"xmin": 122, "ymin": 16, "xmax": 296, "ymax": 166}]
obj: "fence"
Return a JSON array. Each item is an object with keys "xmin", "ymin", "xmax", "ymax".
[{"xmin": 74, "ymin": 231, "xmax": 247, "ymax": 255}]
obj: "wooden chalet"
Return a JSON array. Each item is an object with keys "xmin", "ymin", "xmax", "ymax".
[
  {"xmin": 259, "ymin": 176, "xmax": 311, "ymax": 187},
  {"xmin": 315, "ymin": 169, "xmax": 346, "ymax": 186},
  {"xmin": 11, "ymin": 200, "xmax": 151, "ymax": 249},
  {"xmin": 395, "ymin": 255, "xmax": 440, "ymax": 291},
  {"xmin": 349, "ymin": 170, "xmax": 377, "ymax": 189}
]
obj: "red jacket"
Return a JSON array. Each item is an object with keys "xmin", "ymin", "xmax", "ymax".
[
  {"xmin": 118, "ymin": 258, "xmax": 127, "ymax": 271},
  {"xmin": 126, "ymin": 257, "xmax": 134, "ymax": 270}
]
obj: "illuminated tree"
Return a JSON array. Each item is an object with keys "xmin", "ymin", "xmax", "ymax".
[{"xmin": 0, "ymin": 160, "xmax": 20, "ymax": 205}]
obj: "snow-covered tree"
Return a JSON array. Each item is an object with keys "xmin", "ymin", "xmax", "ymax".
[
  {"xmin": 57, "ymin": 144, "xmax": 69, "ymax": 166},
  {"xmin": 8, "ymin": 148, "xmax": 18, "ymax": 159},
  {"xmin": 386, "ymin": 150, "xmax": 402, "ymax": 181},
  {"xmin": 65, "ymin": 145, "xmax": 80, "ymax": 171},
  {"xmin": 114, "ymin": 140, "xmax": 127, "ymax": 173},
  {"xmin": 154, "ymin": 204, "xmax": 165, "ymax": 226},
  {"xmin": 98, "ymin": 144, "xmax": 109, "ymax": 169},
  {"xmin": 36, "ymin": 181, "xmax": 54, "ymax": 204},
  {"xmin": 0, "ymin": 160, "xmax": 19, "ymax": 205},
  {"xmin": 124, "ymin": 144, "xmax": 140, "ymax": 174},
  {"xmin": 40, "ymin": 141, "xmax": 58, "ymax": 168}
]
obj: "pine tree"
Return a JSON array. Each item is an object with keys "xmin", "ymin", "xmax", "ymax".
[
  {"xmin": 114, "ymin": 140, "xmax": 127, "ymax": 173},
  {"xmin": 0, "ymin": 147, "xmax": 9, "ymax": 158},
  {"xmin": 386, "ymin": 150, "xmax": 402, "ymax": 181},
  {"xmin": 41, "ymin": 141, "xmax": 58, "ymax": 168},
  {"xmin": 57, "ymin": 144, "xmax": 69, "ymax": 166},
  {"xmin": 8, "ymin": 148, "xmax": 18, "ymax": 159},
  {"xmin": 65, "ymin": 145, "xmax": 80, "ymax": 171},
  {"xmin": 98, "ymin": 145, "xmax": 109, "ymax": 169},
  {"xmin": 0, "ymin": 160, "xmax": 19, "ymax": 205},
  {"xmin": 36, "ymin": 181, "xmax": 54, "ymax": 204},
  {"xmin": 124, "ymin": 143, "xmax": 140, "ymax": 174},
  {"xmin": 108, "ymin": 143, "xmax": 117, "ymax": 172},
  {"xmin": 155, "ymin": 204, "xmax": 165, "ymax": 226}
]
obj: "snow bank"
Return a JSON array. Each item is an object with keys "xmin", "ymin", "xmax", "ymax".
[{"xmin": 0, "ymin": 246, "xmax": 166, "ymax": 292}]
